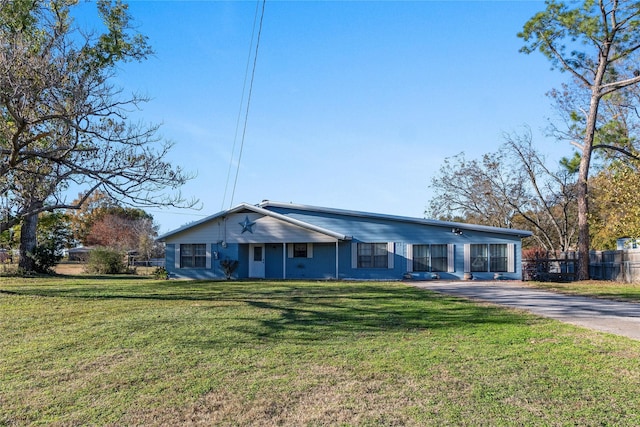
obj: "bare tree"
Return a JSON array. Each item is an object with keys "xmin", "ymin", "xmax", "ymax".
[
  {"xmin": 0, "ymin": 1, "xmax": 196, "ymax": 271},
  {"xmin": 427, "ymin": 130, "xmax": 578, "ymax": 253}
]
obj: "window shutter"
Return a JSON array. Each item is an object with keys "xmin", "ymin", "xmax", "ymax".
[
  {"xmin": 387, "ymin": 242, "xmax": 395, "ymax": 269},
  {"xmin": 448, "ymin": 244, "xmax": 455, "ymax": 272},
  {"xmin": 464, "ymin": 244, "xmax": 470, "ymax": 272},
  {"xmin": 175, "ymin": 245, "xmax": 181, "ymax": 269},
  {"xmin": 307, "ymin": 243, "xmax": 313, "ymax": 258},
  {"xmin": 507, "ymin": 243, "xmax": 515, "ymax": 273},
  {"xmin": 406, "ymin": 244, "xmax": 413, "ymax": 272},
  {"xmin": 351, "ymin": 243, "xmax": 358, "ymax": 268},
  {"xmin": 287, "ymin": 244, "xmax": 294, "ymax": 258},
  {"xmin": 206, "ymin": 245, "xmax": 212, "ymax": 269}
]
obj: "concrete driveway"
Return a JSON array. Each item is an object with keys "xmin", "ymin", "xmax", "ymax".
[{"xmin": 411, "ymin": 281, "xmax": 640, "ymax": 341}]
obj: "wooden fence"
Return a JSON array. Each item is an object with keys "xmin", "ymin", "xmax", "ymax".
[
  {"xmin": 523, "ymin": 249, "xmax": 640, "ymax": 283},
  {"xmin": 589, "ymin": 250, "xmax": 640, "ymax": 283}
]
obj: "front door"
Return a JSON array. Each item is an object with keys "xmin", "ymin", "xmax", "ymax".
[{"xmin": 249, "ymin": 244, "xmax": 265, "ymax": 278}]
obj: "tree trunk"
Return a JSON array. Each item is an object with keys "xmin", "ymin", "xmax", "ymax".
[
  {"xmin": 576, "ymin": 87, "xmax": 603, "ymax": 280},
  {"xmin": 18, "ymin": 209, "xmax": 39, "ymax": 272},
  {"xmin": 576, "ymin": 176, "xmax": 590, "ymax": 280}
]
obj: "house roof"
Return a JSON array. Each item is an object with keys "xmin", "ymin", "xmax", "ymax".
[
  {"xmin": 157, "ymin": 200, "xmax": 533, "ymax": 241},
  {"xmin": 258, "ymin": 200, "xmax": 533, "ymax": 238},
  {"xmin": 156, "ymin": 202, "xmax": 351, "ymax": 242}
]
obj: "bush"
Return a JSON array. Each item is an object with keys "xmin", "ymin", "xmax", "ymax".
[
  {"xmin": 28, "ymin": 244, "xmax": 62, "ymax": 274},
  {"xmin": 153, "ymin": 266, "xmax": 169, "ymax": 280},
  {"xmin": 85, "ymin": 248, "xmax": 127, "ymax": 274},
  {"xmin": 220, "ymin": 258, "xmax": 239, "ymax": 280}
]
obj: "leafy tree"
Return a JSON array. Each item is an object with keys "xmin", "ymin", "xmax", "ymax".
[
  {"xmin": 427, "ymin": 131, "xmax": 578, "ymax": 253},
  {"xmin": 589, "ymin": 160, "xmax": 640, "ymax": 249},
  {"xmin": 67, "ymin": 190, "xmax": 159, "ymax": 255},
  {"xmin": 0, "ymin": 0, "xmax": 196, "ymax": 273},
  {"xmin": 519, "ymin": 0, "xmax": 640, "ymax": 279},
  {"xmin": 67, "ymin": 191, "xmax": 120, "ymax": 246},
  {"xmin": 85, "ymin": 212, "xmax": 154, "ymax": 252},
  {"xmin": 37, "ymin": 212, "xmax": 73, "ymax": 253}
]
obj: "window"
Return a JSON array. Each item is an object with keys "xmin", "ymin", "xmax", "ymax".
[
  {"xmin": 288, "ymin": 243, "xmax": 313, "ymax": 258},
  {"xmin": 413, "ymin": 245, "xmax": 430, "ymax": 271},
  {"xmin": 412, "ymin": 244, "xmax": 448, "ymax": 272},
  {"xmin": 467, "ymin": 243, "xmax": 511, "ymax": 272},
  {"xmin": 431, "ymin": 244, "xmax": 448, "ymax": 272},
  {"xmin": 293, "ymin": 243, "xmax": 308, "ymax": 258},
  {"xmin": 180, "ymin": 244, "xmax": 207, "ymax": 268},
  {"xmin": 470, "ymin": 244, "xmax": 488, "ymax": 272},
  {"xmin": 357, "ymin": 243, "xmax": 388, "ymax": 268},
  {"xmin": 490, "ymin": 244, "xmax": 508, "ymax": 272}
]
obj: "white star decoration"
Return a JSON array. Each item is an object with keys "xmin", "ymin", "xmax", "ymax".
[{"xmin": 239, "ymin": 216, "xmax": 256, "ymax": 234}]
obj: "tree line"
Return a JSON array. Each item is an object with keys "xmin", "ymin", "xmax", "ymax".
[
  {"xmin": 428, "ymin": 0, "xmax": 640, "ymax": 280},
  {"xmin": 2, "ymin": 1, "xmax": 639, "ymax": 280},
  {"xmin": 0, "ymin": 190, "xmax": 164, "ymax": 273}
]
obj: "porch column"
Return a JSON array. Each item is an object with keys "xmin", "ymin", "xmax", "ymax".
[
  {"xmin": 335, "ymin": 241, "xmax": 339, "ymax": 279},
  {"xmin": 283, "ymin": 242, "xmax": 287, "ymax": 279}
]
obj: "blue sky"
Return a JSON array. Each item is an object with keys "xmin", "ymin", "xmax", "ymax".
[{"xmin": 76, "ymin": 1, "xmax": 571, "ymax": 234}]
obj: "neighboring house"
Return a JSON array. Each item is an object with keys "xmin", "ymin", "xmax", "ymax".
[
  {"xmin": 157, "ymin": 200, "xmax": 532, "ymax": 281},
  {"xmin": 67, "ymin": 246, "xmax": 92, "ymax": 262}
]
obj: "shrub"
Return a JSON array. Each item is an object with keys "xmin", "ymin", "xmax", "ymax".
[
  {"xmin": 27, "ymin": 244, "xmax": 63, "ymax": 274},
  {"xmin": 85, "ymin": 248, "xmax": 127, "ymax": 274},
  {"xmin": 153, "ymin": 266, "xmax": 169, "ymax": 280},
  {"xmin": 220, "ymin": 258, "xmax": 239, "ymax": 280}
]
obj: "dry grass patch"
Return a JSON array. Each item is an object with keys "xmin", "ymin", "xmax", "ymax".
[{"xmin": 128, "ymin": 365, "xmax": 418, "ymax": 426}]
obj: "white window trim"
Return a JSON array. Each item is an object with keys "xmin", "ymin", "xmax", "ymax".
[
  {"xmin": 351, "ymin": 242, "xmax": 394, "ymax": 269},
  {"xmin": 464, "ymin": 244, "xmax": 471, "ymax": 272},
  {"xmin": 288, "ymin": 243, "xmax": 313, "ymax": 259},
  {"xmin": 447, "ymin": 243, "xmax": 455, "ymax": 272},
  {"xmin": 507, "ymin": 243, "xmax": 515, "ymax": 273},
  {"xmin": 464, "ymin": 243, "xmax": 515, "ymax": 273},
  {"xmin": 408, "ymin": 243, "xmax": 455, "ymax": 273},
  {"xmin": 176, "ymin": 243, "xmax": 211, "ymax": 269}
]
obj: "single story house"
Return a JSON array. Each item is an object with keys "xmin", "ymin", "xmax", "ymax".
[
  {"xmin": 67, "ymin": 246, "xmax": 92, "ymax": 262},
  {"xmin": 157, "ymin": 200, "xmax": 532, "ymax": 281}
]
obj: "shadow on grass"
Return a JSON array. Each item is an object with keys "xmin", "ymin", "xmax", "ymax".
[
  {"xmin": 1, "ymin": 280, "xmax": 532, "ymax": 342},
  {"xmin": 244, "ymin": 286, "xmax": 531, "ymax": 341}
]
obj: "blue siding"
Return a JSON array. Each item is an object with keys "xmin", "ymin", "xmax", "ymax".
[
  {"xmin": 265, "ymin": 244, "xmax": 283, "ymax": 279},
  {"xmin": 286, "ymin": 243, "xmax": 337, "ymax": 279},
  {"xmin": 163, "ymin": 203, "xmax": 528, "ymax": 281},
  {"xmin": 265, "ymin": 207, "xmax": 525, "ymax": 280},
  {"xmin": 167, "ymin": 243, "xmax": 244, "ymax": 280}
]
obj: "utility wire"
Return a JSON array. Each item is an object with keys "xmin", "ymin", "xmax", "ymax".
[
  {"xmin": 221, "ymin": 1, "xmax": 260, "ymax": 210},
  {"xmin": 222, "ymin": 0, "xmax": 266, "ymax": 209}
]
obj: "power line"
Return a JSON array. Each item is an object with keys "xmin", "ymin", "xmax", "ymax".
[{"xmin": 222, "ymin": 0, "xmax": 266, "ymax": 210}]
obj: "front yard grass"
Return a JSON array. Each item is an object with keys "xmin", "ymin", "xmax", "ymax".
[
  {"xmin": 528, "ymin": 280, "xmax": 640, "ymax": 303},
  {"xmin": 1, "ymin": 277, "xmax": 640, "ymax": 426}
]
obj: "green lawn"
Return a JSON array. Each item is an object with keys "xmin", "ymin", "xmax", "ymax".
[
  {"xmin": 1, "ymin": 277, "xmax": 640, "ymax": 426},
  {"xmin": 528, "ymin": 280, "xmax": 640, "ymax": 303}
]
